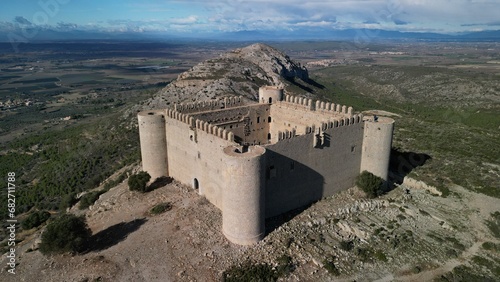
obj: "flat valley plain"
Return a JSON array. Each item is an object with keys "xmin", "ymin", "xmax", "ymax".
[{"xmin": 0, "ymin": 40, "xmax": 499, "ymax": 281}]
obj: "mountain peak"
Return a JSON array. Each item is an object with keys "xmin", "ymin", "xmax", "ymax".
[{"xmin": 145, "ymin": 43, "xmax": 310, "ymax": 109}]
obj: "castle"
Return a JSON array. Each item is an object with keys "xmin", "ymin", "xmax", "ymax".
[{"xmin": 137, "ymin": 86, "xmax": 394, "ymax": 245}]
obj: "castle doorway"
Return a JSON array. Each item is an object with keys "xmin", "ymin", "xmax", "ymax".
[
  {"xmin": 268, "ymin": 97, "xmax": 273, "ymax": 103},
  {"xmin": 193, "ymin": 178, "xmax": 199, "ymax": 189}
]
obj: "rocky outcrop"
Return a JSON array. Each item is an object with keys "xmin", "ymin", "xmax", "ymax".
[{"xmin": 143, "ymin": 43, "xmax": 310, "ymax": 110}]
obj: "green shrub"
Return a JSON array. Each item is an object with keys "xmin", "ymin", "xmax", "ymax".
[
  {"xmin": 356, "ymin": 171, "xmax": 384, "ymax": 198},
  {"xmin": 128, "ymin": 171, "xmax": 151, "ymax": 193},
  {"xmin": 39, "ymin": 214, "xmax": 91, "ymax": 255},
  {"xmin": 21, "ymin": 210, "xmax": 51, "ymax": 230},
  {"xmin": 59, "ymin": 193, "xmax": 77, "ymax": 210},
  {"xmin": 223, "ymin": 262, "xmax": 279, "ymax": 282},
  {"xmin": 486, "ymin": 211, "xmax": 500, "ymax": 239},
  {"xmin": 339, "ymin": 240, "xmax": 354, "ymax": 251},
  {"xmin": 355, "ymin": 247, "xmax": 373, "ymax": 262},
  {"xmin": 445, "ymin": 236, "xmax": 465, "ymax": 251},
  {"xmin": 150, "ymin": 202, "xmax": 172, "ymax": 215},
  {"xmin": 103, "ymin": 170, "xmax": 129, "ymax": 191},
  {"xmin": 374, "ymin": 227, "xmax": 386, "ymax": 236},
  {"xmin": 436, "ymin": 265, "xmax": 497, "ymax": 282},
  {"xmin": 79, "ymin": 190, "xmax": 105, "ymax": 210},
  {"xmin": 436, "ymin": 185, "xmax": 450, "ymax": 197},
  {"xmin": 322, "ymin": 259, "xmax": 340, "ymax": 276},
  {"xmin": 482, "ymin": 241, "xmax": 500, "ymax": 252},
  {"xmin": 275, "ymin": 255, "xmax": 293, "ymax": 276},
  {"xmin": 374, "ymin": 250, "xmax": 388, "ymax": 262}
]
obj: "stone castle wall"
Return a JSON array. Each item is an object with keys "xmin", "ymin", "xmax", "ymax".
[
  {"xmin": 138, "ymin": 86, "xmax": 394, "ymax": 246},
  {"xmin": 163, "ymin": 112, "xmax": 235, "ymax": 209},
  {"xmin": 265, "ymin": 117, "xmax": 364, "ymax": 217}
]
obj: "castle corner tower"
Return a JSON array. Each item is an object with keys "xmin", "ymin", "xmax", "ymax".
[
  {"xmin": 360, "ymin": 116, "xmax": 394, "ymax": 181},
  {"xmin": 138, "ymin": 110, "xmax": 169, "ymax": 180}
]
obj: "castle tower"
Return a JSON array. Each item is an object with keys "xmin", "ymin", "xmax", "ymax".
[
  {"xmin": 137, "ymin": 110, "xmax": 168, "ymax": 180},
  {"xmin": 258, "ymin": 86, "xmax": 283, "ymax": 104},
  {"xmin": 360, "ymin": 116, "xmax": 394, "ymax": 181},
  {"xmin": 222, "ymin": 145, "xmax": 266, "ymax": 245}
]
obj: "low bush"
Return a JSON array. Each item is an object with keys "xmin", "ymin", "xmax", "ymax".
[
  {"xmin": 79, "ymin": 190, "xmax": 105, "ymax": 210},
  {"xmin": 39, "ymin": 214, "xmax": 91, "ymax": 255},
  {"xmin": 356, "ymin": 171, "xmax": 384, "ymax": 198},
  {"xmin": 21, "ymin": 210, "xmax": 51, "ymax": 230},
  {"xmin": 128, "ymin": 171, "xmax": 151, "ymax": 193},
  {"xmin": 339, "ymin": 240, "xmax": 354, "ymax": 251},
  {"xmin": 276, "ymin": 255, "xmax": 293, "ymax": 276},
  {"xmin": 59, "ymin": 193, "xmax": 77, "ymax": 210},
  {"xmin": 486, "ymin": 211, "xmax": 500, "ymax": 239},
  {"xmin": 374, "ymin": 250, "xmax": 388, "ymax": 262},
  {"xmin": 103, "ymin": 170, "xmax": 130, "ymax": 191},
  {"xmin": 482, "ymin": 241, "xmax": 500, "ymax": 252},
  {"xmin": 355, "ymin": 247, "xmax": 373, "ymax": 262},
  {"xmin": 223, "ymin": 262, "xmax": 278, "ymax": 282},
  {"xmin": 150, "ymin": 202, "xmax": 172, "ymax": 215},
  {"xmin": 322, "ymin": 259, "xmax": 340, "ymax": 276}
]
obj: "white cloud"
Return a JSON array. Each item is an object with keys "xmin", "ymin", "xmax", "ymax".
[
  {"xmin": 170, "ymin": 16, "xmax": 198, "ymax": 25},
  {"xmin": 196, "ymin": 0, "xmax": 500, "ymax": 32},
  {"xmin": 2, "ymin": 1, "xmax": 499, "ymax": 35}
]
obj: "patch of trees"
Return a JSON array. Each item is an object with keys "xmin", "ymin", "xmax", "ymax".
[{"xmin": 0, "ymin": 117, "xmax": 140, "ymax": 220}]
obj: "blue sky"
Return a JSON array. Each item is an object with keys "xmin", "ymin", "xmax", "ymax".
[{"xmin": 1, "ymin": 0, "xmax": 499, "ymax": 37}]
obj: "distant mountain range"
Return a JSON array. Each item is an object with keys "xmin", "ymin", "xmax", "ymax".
[
  {"xmin": 1, "ymin": 28, "xmax": 499, "ymax": 43},
  {"xmin": 210, "ymin": 29, "xmax": 500, "ymax": 42}
]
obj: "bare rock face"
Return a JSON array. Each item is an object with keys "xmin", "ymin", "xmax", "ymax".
[
  {"xmin": 229, "ymin": 43, "xmax": 309, "ymax": 83},
  {"xmin": 144, "ymin": 43, "xmax": 309, "ymax": 109}
]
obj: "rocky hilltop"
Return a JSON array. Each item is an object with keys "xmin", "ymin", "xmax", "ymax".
[{"xmin": 144, "ymin": 43, "xmax": 310, "ymax": 109}]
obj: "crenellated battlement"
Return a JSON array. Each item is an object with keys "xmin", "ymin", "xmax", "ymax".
[
  {"xmin": 174, "ymin": 96, "xmax": 244, "ymax": 114},
  {"xmin": 278, "ymin": 94, "xmax": 353, "ymax": 117},
  {"xmin": 165, "ymin": 108, "xmax": 234, "ymax": 142},
  {"xmin": 276, "ymin": 113, "xmax": 364, "ymax": 142},
  {"xmin": 282, "ymin": 94, "xmax": 313, "ymax": 110},
  {"xmin": 195, "ymin": 119, "xmax": 234, "ymax": 142}
]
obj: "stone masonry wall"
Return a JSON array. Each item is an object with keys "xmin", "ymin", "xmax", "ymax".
[
  {"xmin": 264, "ymin": 120, "xmax": 364, "ymax": 218},
  {"xmin": 164, "ymin": 116, "xmax": 234, "ymax": 209}
]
